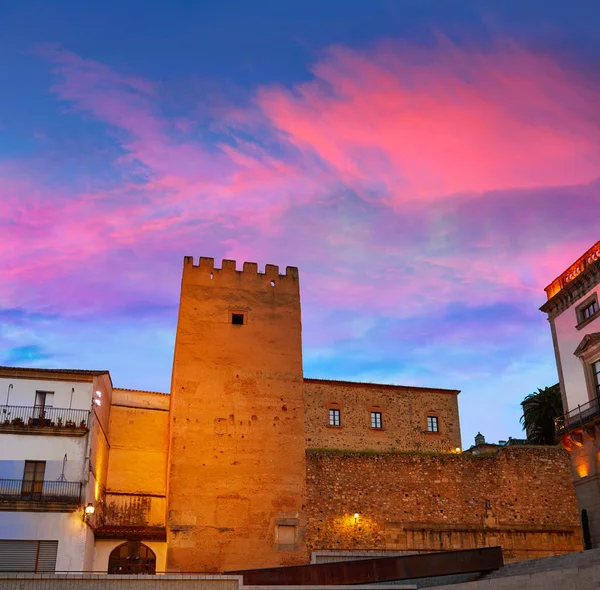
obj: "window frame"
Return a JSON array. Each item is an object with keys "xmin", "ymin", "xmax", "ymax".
[
  {"xmin": 576, "ymin": 294, "xmax": 600, "ymax": 330},
  {"xmin": 328, "ymin": 408, "xmax": 341, "ymax": 427},
  {"xmin": 21, "ymin": 460, "xmax": 46, "ymax": 498},
  {"xmin": 370, "ymin": 411, "xmax": 383, "ymax": 429},
  {"xmin": 426, "ymin": 415, "xmax": 440, "ymax": 433}
]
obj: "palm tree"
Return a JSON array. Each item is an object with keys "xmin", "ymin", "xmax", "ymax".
[{"xmin": 520, "ymin": 384, "xmax": 563, "ymax": 445}]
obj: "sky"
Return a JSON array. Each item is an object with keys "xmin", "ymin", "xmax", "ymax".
[{"xmin": 1, "ymin": 0, "xmax": 600, "ymax": 446}]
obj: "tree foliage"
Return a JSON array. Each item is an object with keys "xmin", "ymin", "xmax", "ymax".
[{"xmin": 520, "ymin": 383, "xmax": 563, "ymax": 445}]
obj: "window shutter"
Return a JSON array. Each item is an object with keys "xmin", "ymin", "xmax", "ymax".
[
  {"xmin": 37, "ymin": 541, "xmax": 59, "ymax": 572},
  {"xmin": 0, "ymin": 540, "xmax": 58, "ymax": 572}
]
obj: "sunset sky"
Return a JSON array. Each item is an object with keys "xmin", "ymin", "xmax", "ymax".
[{"xmin": 1, "ymin": 0, "xmax": 599, "ymax": 445}]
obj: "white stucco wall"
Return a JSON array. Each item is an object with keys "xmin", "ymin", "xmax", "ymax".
[
  {"xmin": 0, "ymin": 378, "xmax": 93, "ymax": 411},
  {"xmin": 0, "ymin": 511, "xmax": 93, "ymax": 572},
  {"xmin": 553, "ymin": 283, "xmax": 600, "ymax": 411},
  {"xmin": 93, "ymin": 540, "xmax": 167, "ymax": 573},
  {"xmin": 0, "ymin": 375, "xmax": 103, "ymax": 572}
]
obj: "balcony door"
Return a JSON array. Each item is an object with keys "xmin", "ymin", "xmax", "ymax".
[
  {"xmin": 34, "ymin": 391, "xmax": 53, "ymax": 420},
  {"xmin": 21, "ymin": 461, "xmax": 45, "ymax": 499}
]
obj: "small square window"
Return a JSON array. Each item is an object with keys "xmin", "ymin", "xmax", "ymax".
[
  {"xmin": 329, "ymin": 408, "xmax": 341, "ymax": 426},
  {"xmin": 371, "ymin": 411, "xmax": 382, "ymax": 429},
  {"xmin": 427, "ymin": 416, "xmax": 439, "ymax": 432},
  {"xmin": 231, "ymin": 313, "xmax": 244, "ymax": 325},
  {"xmin": 276, "ymin": 525, "xmax": 296, "ymax": 545}
]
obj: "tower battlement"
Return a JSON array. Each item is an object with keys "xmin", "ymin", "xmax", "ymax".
[{"xmin": 182, "ymin": 256, "xmax": 299, "ymax": 291}]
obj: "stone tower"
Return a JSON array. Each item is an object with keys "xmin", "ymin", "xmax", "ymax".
[{"xmin": 167, "ymin": 257, "xmax": 308, "ymax": 572}]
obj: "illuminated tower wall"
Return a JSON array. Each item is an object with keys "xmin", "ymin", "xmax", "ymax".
[{"xmin": 167, "ymin": 257, "xmax": 308, "ymax": 572}]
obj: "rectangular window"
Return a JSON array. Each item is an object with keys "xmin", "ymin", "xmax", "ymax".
[
  {"xmin": 231, "ymin": 313, "xmax": 244, "ymax": 325},
  {"xmin": 329, "ymin": 408, "xmax": 341, "ymax": 426},
  {"xmin": 593, "ymin": 360, "xmax": 600, "ymax": 398},
  {"xmin": 21, "ymin": 461, "xmax": 45, "ymax": 498},
  {"xmin": 427, "ymin": 416, "xmax": 439, "ymax": 432},
  {"xmin": 577, "ymin": 295, "xmax": 599, "ymax": 327},
  {"xmin": 371, "ymin": 411, "xmax": 382, "ymax": 429}
]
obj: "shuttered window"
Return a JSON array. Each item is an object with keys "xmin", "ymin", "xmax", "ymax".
[{"xmin": 0, "ymin": 540, "xmax": 58, "ymax": 572}]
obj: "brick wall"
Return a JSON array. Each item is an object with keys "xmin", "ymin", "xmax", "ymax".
[
  {"xmin": 306, "ymin": 446, "xmax": 582, "ymax": 562},
  {"xmin": 304, "ymin": 380, "xmax": 461, "ymax": 453}
]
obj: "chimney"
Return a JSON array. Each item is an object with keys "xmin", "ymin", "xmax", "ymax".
[{"xmin": 475, "ymin": 432, "xmax": 485, "ymax": 446}]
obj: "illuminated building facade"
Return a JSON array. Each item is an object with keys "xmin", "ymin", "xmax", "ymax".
[
  {"xmin": 541, "ymin": 240, "xmax": 600, "ymax": 549},
  {"xmin": 0, "ymin": 256, "xmax": 585, "ymax": 573}
]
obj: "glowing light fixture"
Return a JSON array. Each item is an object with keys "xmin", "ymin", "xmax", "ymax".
[
  {"xmin": 83, "ymin": 502, "xmax": 95, "ymax": 523},
  {"xmin": 93, "ymin": 399, "xmax": 101, "ymax": 407},
  {"xmin": 455, "ymin": 447, "xmax": 461, "ymax": 453},
  {"xmin": 95, "ymin": 390, "xmax": 102, "ymax": 398},
  {"xmin": 354, "ymin": 512, "xmax": 359, "ymax": 523}
]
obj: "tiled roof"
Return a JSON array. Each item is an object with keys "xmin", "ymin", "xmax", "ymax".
[
  {"xmin": 0, "ymin": 365, "xmax": 109, "ymax": 376},
  {"xmin": 114, "ymin": 387, "xmax": 169, "ymax": 396}
]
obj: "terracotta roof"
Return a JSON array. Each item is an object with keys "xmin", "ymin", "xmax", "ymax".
[
  {"xmin": 114, "ymin": 387, "xmax": 169, "ymax": 396},
  {"xmin": 304, "ymin": 377, "xmax": 460, "ymax": 395}
]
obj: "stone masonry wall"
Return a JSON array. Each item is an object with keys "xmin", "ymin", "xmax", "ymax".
[
  {"xmin": 306, "ymin": 446, "xmax": 582, "ymax": 562},
  {"xmin": 304, "ymin": 379, "xmax": 461, "ymax": 453}
]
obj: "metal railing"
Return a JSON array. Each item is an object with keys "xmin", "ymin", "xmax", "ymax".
[
  {"xmin": 0, "ymin": 406, "xmax": 89, "ymax": 429},
  {"xmin": 555, "ymin": 397, "xmax": 600, "ymax": 436},
  {"xmin": 0, "ymin": 479, "xmax": 82, "ymax": 503}
]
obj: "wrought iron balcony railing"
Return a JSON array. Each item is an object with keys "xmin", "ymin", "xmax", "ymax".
[
  {"xmin": 0, "ymin": 405, "xmax": 89, "ymax": 430},
  {"xmin": 0, "ymin": 479, "xmax": 82, "ymax": 504},
  {"xmin": 555, "ymin": 397, "xmax": 600, "ymax": 437}
]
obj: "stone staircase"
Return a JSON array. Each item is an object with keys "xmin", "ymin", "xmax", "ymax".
[{"xmin": 481, "ymin": 548, "xmax": 600, "ymax": 580}]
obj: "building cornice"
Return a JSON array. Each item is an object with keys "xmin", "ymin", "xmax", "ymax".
[
  {"xmin": 304, "ymin": 377, "xmax": 460, "ymax": 395},
  {"xmin": 0, "ymin": 366, "xmax": 110, "ymax": 383},
  {"xmin": 540, "ymin": 257, "xmax": 600, "ymax": 320}
]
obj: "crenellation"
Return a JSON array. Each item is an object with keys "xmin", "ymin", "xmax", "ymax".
[
  {"xmin": 199, "ymin": 257, "xmax": 215, "ymax": 271},
  {"xmin": 181, "ymin": 257, "xmax": 299, "ymax": 292},
  {"xmin": 221, "ymin": 259, "xmax": 237, "ymax": 272},
  {"xmin": 243, "ymin": 262, "xmax": 258, "ymax": 273},
  {"xmin": 265, "ymin": 264, "xmax": 279, "ymax": 278}
]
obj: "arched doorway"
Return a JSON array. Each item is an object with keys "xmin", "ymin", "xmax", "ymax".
[{"xmin": 108, "ymin": 541, "xmax": 156, "ymax": 575}]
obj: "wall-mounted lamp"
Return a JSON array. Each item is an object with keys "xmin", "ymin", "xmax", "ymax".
[
  {"xmin": 354, "ymin": 512, "xmax": 359, "ymax": 524},
  {"xmin": 93, "ymin": 390, "xmax": 102, "ymax": 407},
  {"xmin": 455, "ymin": 447, "xmax": 461, "ymax": 453},
  {"xmin": 83, "ymin": 503, "xmax": 95, "ymax": 523}
]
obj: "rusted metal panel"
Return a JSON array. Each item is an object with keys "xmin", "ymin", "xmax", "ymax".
[{"xmin": 228, "ymin": 547, "xmax": 503, "ymax": 585}]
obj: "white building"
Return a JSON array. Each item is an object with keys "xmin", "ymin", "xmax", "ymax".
[
  {"xmin": 541, "ymin": 239, "xmax": 600, "ymax": 549},
  {"xmin": 0, "ymin": 366, "xmax": 112, "ymax": 572}
]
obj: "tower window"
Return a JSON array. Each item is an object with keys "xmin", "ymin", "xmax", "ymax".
[
  {"xmin": 371, "ymin": 411, "xmax": 383, "ymax": 429},
  {"xmin": 231, "ymin": 313, "xmax": 244, "ymax": 325},
  {"xmin": 329, "ymin": 408, "xmax": 341, "ymax": 426},
  {"xmin": 427, "ymin": 416, "xmax": 439, "ymax": 432}
]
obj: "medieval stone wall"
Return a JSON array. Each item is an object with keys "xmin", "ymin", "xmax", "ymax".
[
  {"xmin": 306, "ymin": 446, "xmax": 582, "ymax": 562},
  {"xmin": 303, "ymin": 379, "xmax": 461, "ymax": 453},
  {"xmin": 167, "ymin": 258, "xmax": 308, "ymax": 573}
]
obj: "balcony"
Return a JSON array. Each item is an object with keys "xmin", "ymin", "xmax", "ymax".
[
  {"xmin": 555, "ymin": 397, "xmax": 600, "ymax": 437},
  {"xmin": 0, "ymin": 406, "xmax": 89, "ymax": 436},
  {"xmin": 0, "ymin": 479, "xmax": 82, "ymax": 512}
]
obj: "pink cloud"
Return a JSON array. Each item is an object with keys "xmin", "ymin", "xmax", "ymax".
[
  {"xmin": 256, "ymin": 40, "xmax": 600, "ymax": 205},
  {"xmin": 2, "ymin": 40, "xmax": 599, "ymax": 325}
]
